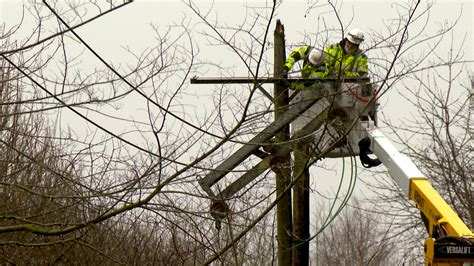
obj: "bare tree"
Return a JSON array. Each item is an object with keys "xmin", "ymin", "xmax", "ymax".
[
  {"xmin": 1, "ymin": 0, "xmax": 284, "ymax": 264},
  {"xmin": 0, "ymin": 0, "xmax": 470, "ymax": 264},
  {"xmin": 312, "ymin": 198, "xmax": 396, "ymax": 266}
]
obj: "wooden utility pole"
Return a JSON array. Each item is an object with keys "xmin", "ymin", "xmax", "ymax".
[
  {"xmin": 292, "ymin": 137, "xmax": 310, "ymax": 265},
  {"xmin": 291, "ymin": 49, "xmax": 311, "ymax": 266},
  {"xmin": 273, "ymin": 19, "xmax": 293, "ymax": 266}
]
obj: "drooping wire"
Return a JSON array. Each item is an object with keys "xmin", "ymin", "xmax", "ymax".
[
  {"xmin": 291, "ymin": 130, "xmax": 360, "ymax": 248},
  {"xmin": 303, "ymin": 155, "xmax": 358, "ymax": 246}
]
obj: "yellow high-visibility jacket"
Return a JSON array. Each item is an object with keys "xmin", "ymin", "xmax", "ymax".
[
  {"xmin": 323, "ymin": 42, "xmax": 368, "ymax": 78},
  {"xmin": 284, "ymin": 42, "xmax": 368, "ymax": 79},
  {"xmin": 284, "ymin": 46, "xmax": 326, "ymax": 78}
]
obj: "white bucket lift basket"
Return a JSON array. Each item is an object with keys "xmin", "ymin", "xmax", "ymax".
[{"xmin": 291, "ymin": 81, "xmax": 377, "ymax": 158}]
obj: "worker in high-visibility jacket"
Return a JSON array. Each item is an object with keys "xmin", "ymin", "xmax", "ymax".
[
  {"xmin": 284, "ymin": 28, "xmax": 368, "ymax": 87},
  {"xmin": 286, "ymin": 29, "xmax": 369, "ymax": 136}
]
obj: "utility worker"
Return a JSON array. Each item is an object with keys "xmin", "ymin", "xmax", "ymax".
[
  {"xmin": 324, "ymin": 28, "xmax": 368, "ymax": 78},
  {"xmin": 283, "ymin": 45, "xmax": 327, "ymax": 79},
  {"xmin": 285, "ymin": 29, "xmax": 369, "ymax": 149},
  {"xmin": 283, "ymin": 28, "xmax": 368, "ymax": 86}
]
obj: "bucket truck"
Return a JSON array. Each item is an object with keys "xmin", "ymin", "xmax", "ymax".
[{"xmin": 190, "ymin": 77, "xmax": 473, "ymax": 265}]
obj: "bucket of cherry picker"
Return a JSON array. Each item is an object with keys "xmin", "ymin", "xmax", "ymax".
[{"xmin": 291, "ymin": 80, "xmax": 377, "ymax": 158}]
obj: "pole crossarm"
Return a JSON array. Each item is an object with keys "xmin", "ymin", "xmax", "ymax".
[
  {"xmin": 190, "ymin": 76, "xmax": 369, "ymax": 84},
  {"xmin": 190, "ymin": 76, "xmax": 369, "ymax": 102}
]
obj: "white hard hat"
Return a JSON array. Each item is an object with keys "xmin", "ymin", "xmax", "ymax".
[
  {"xmin": 308, "ymin": 48, "xmax": 325, "ymax": 65},
  {"xmin": 346, "ymin": 28, "xmax": 364, "ymax": 44}
]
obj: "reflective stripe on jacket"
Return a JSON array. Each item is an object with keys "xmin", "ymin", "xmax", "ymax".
[{"xmin": 324, "ymin": 43, "xmax": 368, "ymax": 78}]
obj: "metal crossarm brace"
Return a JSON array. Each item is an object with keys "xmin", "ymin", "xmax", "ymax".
[
  {"xmin": 198, "ymin": 89, "xmax": 325, "ymax": 198},
  {"xmin": 218, "ymin": 106, "xmax": 330, "ymax": 199}
]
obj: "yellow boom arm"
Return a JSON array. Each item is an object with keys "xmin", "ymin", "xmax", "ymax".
[{"xmin": 359, "ymin": 122, "xmax": 473, "ymax": 265}]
